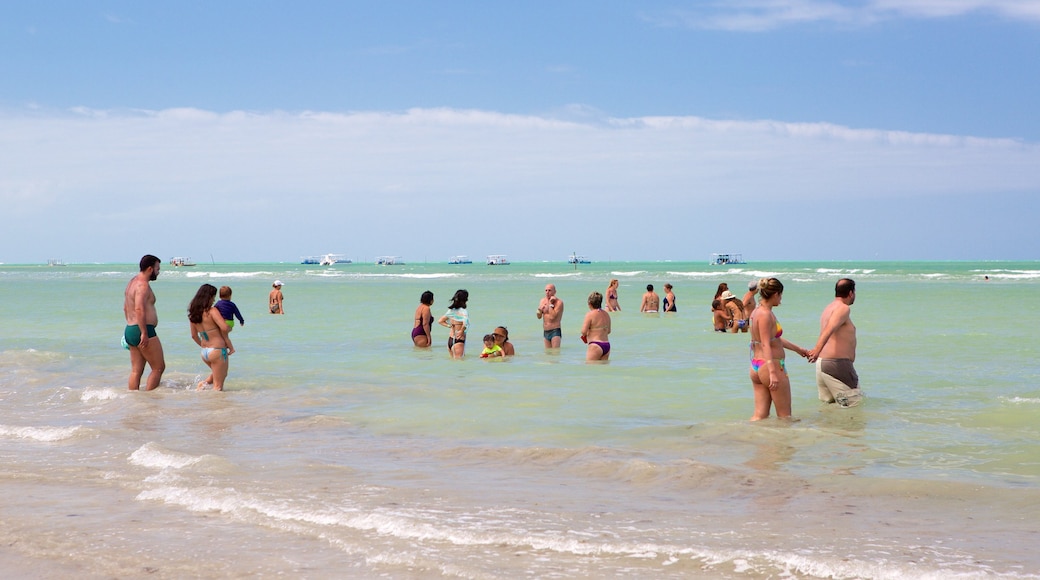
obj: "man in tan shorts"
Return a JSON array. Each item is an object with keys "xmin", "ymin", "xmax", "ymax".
[{"xmin": 807, "ymin": 278, "xmax": 862, "ymax": 407}]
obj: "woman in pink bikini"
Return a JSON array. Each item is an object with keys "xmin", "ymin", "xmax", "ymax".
[{"xmin": 748, "ymin": 278, "xmax": 808, "ymax": 421}]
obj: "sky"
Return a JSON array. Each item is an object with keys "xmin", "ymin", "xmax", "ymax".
[{"xmin": 2, "ymin": 0, "xmax": 1039, "ymax": 263}]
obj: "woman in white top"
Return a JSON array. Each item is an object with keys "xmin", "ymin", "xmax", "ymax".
[{"xmin": 438, "ymin": 289, "xmax": 469, "ymax": 359}]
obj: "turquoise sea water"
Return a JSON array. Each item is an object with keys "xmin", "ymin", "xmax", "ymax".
[{"xmin": 1, "ymin": 260, "xmax": 1038, "ymax": 578}]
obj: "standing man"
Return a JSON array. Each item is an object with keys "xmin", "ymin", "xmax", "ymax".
[
  {"xmin": 269, "ymin": 280, "xmax": 285, "ymax": 315},
  {"xmin": 536, "ymin": 283, "xmax": 564, "ymax": 348},
  {"xmin": 740, "ymin": 280, "xmax": 758, "ymax": 332},
  {"xmin": 640, "ymin": 284, "xmax": 660, "ymax": 313},
  {"xmin": 807, "ymin": 278, "xmax": 862, "ymax": 408},
  {"xmin": 123, "ymin": 254, "xmax": 165, "ymax": 391}
]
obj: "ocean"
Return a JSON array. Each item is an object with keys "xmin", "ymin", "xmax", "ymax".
[{"xmin": 0, "ymin": 260, "xmax": 1037, "ymax": 579}]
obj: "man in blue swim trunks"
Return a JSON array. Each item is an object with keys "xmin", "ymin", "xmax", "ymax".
[
  {"xmin": 123, "ymin": 254, "xmax": 165, "ymax": 391},
  {"xmin": 536, "ymin": 283, "xmax": 564, "ymax": 348}
]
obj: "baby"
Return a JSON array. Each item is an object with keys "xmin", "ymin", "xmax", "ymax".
[
  {"xmin": 480, "ymin": 333, "xmax": 504, "ymax": 358},
  {"xmin": 215, "ymin": 286, "xmax": 245, "ymax": 332}
]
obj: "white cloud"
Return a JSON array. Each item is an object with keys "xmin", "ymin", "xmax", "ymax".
[
  {"xmin": 1, "ymin": 106, "xmax": 1038, "ymax": 261},
  {"xmin": 645, "ymin": 0, "xmax": 1040, "ymax": 31}
]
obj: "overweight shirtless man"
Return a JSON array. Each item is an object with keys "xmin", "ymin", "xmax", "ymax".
[
  {"xmin": 123, "ymin": 254, "xmax": 165, "ymax": 391},
  {"xmin": 807, "ymin": 278, "xmax": 862, "ymax": 408}
]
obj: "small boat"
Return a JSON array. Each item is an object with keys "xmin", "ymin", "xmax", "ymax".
[
  {"xmin": 47, "ymin": 259, "xmax": 67, "ymax": 267},
  {"xmin": 710, "ymin": 253, "xmax": 746, "ymax": 265},
  {"xmin": 448, "ymin": 255, "xmax": 473, "ymax": 265},
  {"xmin": 486, "ymin": 254, "xmax": 510, "ymax": 266},
  {"xmin": 375, "ymin": 256, "xmax": 404, "ymax": 265},
  {"xmin": 301, "ymin": 253, "xmax": 351, "ymax": 265},
  {"xmin": 170, "ymin": 257, "xmax": 196, "ymax": 267},
  {"xmin": 567, "ymin": 252, "xmax": 591, "ymax": 265}
]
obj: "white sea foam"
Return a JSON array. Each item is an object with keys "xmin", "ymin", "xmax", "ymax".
[
  {"xmin": 533, "ymin": 272, "xmax": 582, "ymax": 278},
  {"xmin": 610, "ymin": 271, "xmax": 647, "ymax": 277},
  {"xmin": 0, "ymin": 424, "xmax": 82, "ymax": 442},
  {"xmin": 80, "ymin": 387, "xmax": 124, "ymax": 402},
  {"xmin": 129, "ymin": 442, "xmax": 207, "ymax": 470},
  {"xmin": 1002, "ymin": 396, "xmax": 1040, "ymax": 404}
]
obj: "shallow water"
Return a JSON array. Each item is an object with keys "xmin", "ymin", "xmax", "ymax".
[{"xmin": 1, "ymin": 261, "xmax": 1038, "ymax": 578}]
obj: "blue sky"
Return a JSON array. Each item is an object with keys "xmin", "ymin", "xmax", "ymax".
[{"xmin": 2, "ymin": 1, "xmax": 1039, "ymax": 263}]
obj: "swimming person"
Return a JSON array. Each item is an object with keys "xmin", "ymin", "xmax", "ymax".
[
  {"xmin": 493, "ymin": 326, "xmax": 515, "ymax": 356},
  {"xmin": 807, "ymin": 278, "xmax": 863, "ymax": 408},
  {"xmin": 748, "ymin": 278, "xmax": 808, "ymax": 421},
  {"xmin": 438, "ymin": 289, "xmax": 469, "ymax": 359},
  {"xmin": 580, "ymin": 291, "xmax": 612, "ymax": 361},
  {"xmin": 411, "ymin": 290, "xmax": 435, "ymax": 347},
  {"xmin": 123, "ymin": 254, "xmax": 165, "ymax": 391},
  {"xmin": 188, "ymin": 283, "xmax": 235, "ymax": 391},
  {"xmin": 215, "ymin": 286, "xmax": 245, "ymax": 332}
]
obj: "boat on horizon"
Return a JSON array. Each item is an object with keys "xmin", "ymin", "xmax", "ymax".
[
  {"xmin": 47, "ymin": 259, "xmax": 67, "ymax": 267},
  {"xmin": 567, "ymin": 252, "xmax": 591, "ymax": 265},
  {"xmin": 448, "ymin": 255, "xmax": 473, "ymax": 264},
  {"xmin": 302, "ymin": 253, "xmax": 352, "ymax": 265},
  {"xmin": 486, "ymin": 254, "xmax": 510, "ymax": 266},
  {"xmin": 375, "ymin": 256, "xmax": 405, "ymax": 265},
  {"xmin": 169, "ymin": 257, "xmax": 196, "ymax": 267},
  {"xmin": 710, "ymin": 253, "xmax": 746, "ymax": 265}
]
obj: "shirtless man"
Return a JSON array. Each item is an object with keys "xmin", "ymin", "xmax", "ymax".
[
  {"xmin": 640, "ymin": 284, "xmax": 660, "ymax": 313},
  {"xmin": 123, "ymin": 254, "xmax": 165, "ymax": 391},
  {"xmin": 807, "ymin": 278, "xmax": 862, "ymax": 408},
  {"xmin": 741, "ymin": 280, "xmax": 757, "ymax": 333},
  {"xmin": 536, "ymin": 284, "xmax": 564, "ymax": 348}
]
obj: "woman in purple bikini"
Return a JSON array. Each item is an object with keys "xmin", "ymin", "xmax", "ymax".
[{"xmin": 580, "ymin": 291, "xmax": 612, "ymax": 361}]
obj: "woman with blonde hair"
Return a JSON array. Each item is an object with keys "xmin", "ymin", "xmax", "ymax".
[
  {"xmin": 748, "ymin": 278, "xmax": 808, "ymax": 420},
  {"xmin": 605, "ymin": 279, "xmax": 621, "ymax": 312}
]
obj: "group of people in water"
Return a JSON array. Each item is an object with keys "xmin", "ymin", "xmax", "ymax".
[
  {"xmin": 123, "ymin": 254, "xmax": 861, "ymax": 419},
  {"xmin": 410, "ymin": 276, "xmax": 863, "ymax": 420}
]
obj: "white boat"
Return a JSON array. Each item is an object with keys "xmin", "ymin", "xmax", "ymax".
[
  {"xmin": 375, "ymin": 256, "xmax": 404, "ymax": 265},
  {"xmin": 486, "ymin": 254, "xmax": 510, "ymax": 266},
  {"xmin": 170, "ymin": 257, "xmax": 196, "ymax": 267},
  {"xmin": 301, "ymin": 253, "xmax": 351, "ymax": 265},
  {"xmin": 47, "ymin": 259, "xmax": 67, "ymax": 267},
  {"xmin": 448, "ymin": 255, "xmax": 473, "ymax": 264},
  {"xmin": 710, "ymin": 253, "xmax": 746, "ymax": 265},
  {"xmin": 567, "ymin": 252, "xmax": 591, "ymax": 265}
]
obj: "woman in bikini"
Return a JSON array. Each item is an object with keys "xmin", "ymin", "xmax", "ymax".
[
  {"xmin": 411, "ymin": 290, "xmax": 434, "ymax": 347},
  {"xmin": 748, "ymin": 278, "xmax": 808, "ymax": 421},
  {"xmin": 580, "ymin": 291, "xmax": 612, "ymax": 361},
  {"xmin": 188, "ymin": 284, "xmax": 235, "ymax": 391},
  {"xmin": 437, "ymin": 289, "xmax": 469, "ymax": 360},
  {"xmin": 605, "ymin": 279, "xmax": 621, "ymax": 312}
]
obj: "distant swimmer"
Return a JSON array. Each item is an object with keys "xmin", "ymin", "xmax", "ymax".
[
  {"xmin": 807, "ymin": 278, "xmax": 863, "ymax": 408},
  {"xmin": 605, "ymin": 279, "xmax": 621, "ymax": 312},
  {"xmin": 269, "ymin": 280, "xmax": 285, "ymax": 315},
  {"xmin": 640, "ymin": 284, "xmax": 660, "ymax": 313},
  {"xmin": 663, "ymin": 283, "xmax": 677, "ymax": 312},
  {"xmin": 537, "ymin": 284, "xmax": 564, "ymax": 348},
  {"xmin": 123, "ymin": 254, "xmax": 165, "ymax": 391}
]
